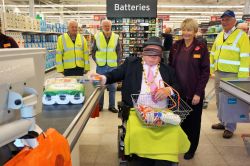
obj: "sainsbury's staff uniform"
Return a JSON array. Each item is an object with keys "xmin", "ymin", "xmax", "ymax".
[
  {"xmin": 169, "ymin": 18, "xmax": 210, "ymax": 160},
  {"xmin": 0, "ymin": 33, "xmax": 19, "ymax": 48}
]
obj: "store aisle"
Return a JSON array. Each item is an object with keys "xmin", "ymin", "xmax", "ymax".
[{"xmin": 78, "ymin": 77, "xmax": 250, "ymax": 166}]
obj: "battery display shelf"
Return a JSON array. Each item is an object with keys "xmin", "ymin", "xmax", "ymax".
[{"xmin": 110, "ymin": 18, "xmax": 162, "ymax": 58}]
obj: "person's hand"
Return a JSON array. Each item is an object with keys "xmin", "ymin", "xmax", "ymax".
[
  {"xmin": 192, "ymin": 94, "xmax": 200, "ymax": 105},
  {"xmin": 210, "ymin": 74, "xmax": 215, "ymax": 79},
  {"xmin": 154, "ymin": 87, "xmax": 172, "ymax": 101},
  {"xmin": 89, "ymin": 73, "xmax": 106, "ymax": 86}
]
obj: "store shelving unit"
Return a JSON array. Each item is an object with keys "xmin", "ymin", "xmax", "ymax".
[
  {"xmin": 109, "ymin": 18, "xmax": 163, "ymax": 58},
  {"xmin": 202, "ymin": 25, "xmax": 222, "ymax": 51},
  {"xmin": 83, "ymin": 33, "xmax": 93, "ymax": 55},
  {"xmin": 173, "ymin": 28, "xmax": 182, "ymax": 41},
  {"xmin": 5, "ymin": 28, "xmax": 62, "ymax": 35},
  {"xmin": 2, "ymin": 12, "xmax": 67, "ymax": 72}
]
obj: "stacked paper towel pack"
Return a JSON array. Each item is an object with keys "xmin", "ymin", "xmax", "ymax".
[{"xmin": 42, "ymin": 78, "xmax": 85, "ymax": 105}]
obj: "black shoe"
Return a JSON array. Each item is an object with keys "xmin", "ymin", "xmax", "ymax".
[
  {"xmin": 108, "ymin": 107, "xmax": 118, "ymax": 113},
  {"xmin": 223, "ymin": 130, "xmax": 233, "ymax": 139},
  {"xmin": 184, "ymin": 152, "xmax": 194, "ymax": 160},
  {"xmin": 211, "ymin": 123, "xmax": 225, "ymax": 130}
]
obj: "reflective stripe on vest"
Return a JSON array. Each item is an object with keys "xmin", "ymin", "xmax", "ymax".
[
  {"xmin": 95, "ymin": 58, "xmax": 117, "ymax": 63},
  {"xmin": 98, "ymin": 48, "xmax": 116, "ymax": 52},
  {"xmin": 219, "ymin": 45, "xmax": 240, "ymax": 52},
  {"xmin": 216, "ymin": 59, "xmax": 240, "ymax": 65},
  {"xmin": 240, "ymin": 53, "xmax": 249, "ymax": 57},
  {"xmin": 56, "ymin": 62, "xmax": 63, "ymax": 65},
  {"xmin": 64, "ymin": 57, "xmax": 84, "ymax": 63},
  {"xmin": 239, "ymin": 67, "xmax": 249, "ymax": 72}
]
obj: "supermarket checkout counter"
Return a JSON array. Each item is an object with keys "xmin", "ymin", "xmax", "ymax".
[
  {"xmin": 37, "ymin": 82, "xmax": 104, "ymax": 166},
  {"xmin": 36, "ymin": 83, "xmax": 104, "ymax": 150},
  {"xmin": 219, "ymin": 77, "xmax": 250, "ymax": 123},
  {"xmin": 0, "ymin": 48, "xmax": 104, "ymax": 165}
]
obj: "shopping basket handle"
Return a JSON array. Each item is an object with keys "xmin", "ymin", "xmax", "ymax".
[{"xmin": 158, "ymin": 80, "xmax": 181, "ymax": 107}]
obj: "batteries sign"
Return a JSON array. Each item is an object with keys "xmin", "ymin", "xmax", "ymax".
[{"xmin": 107, "ymin": 0, "xmax": 157, "ymax": 18}]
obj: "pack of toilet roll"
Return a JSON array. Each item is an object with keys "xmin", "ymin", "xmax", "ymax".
[{"xmin": 42, "ymin": 78, "xmax": 85, "ymax": 105}]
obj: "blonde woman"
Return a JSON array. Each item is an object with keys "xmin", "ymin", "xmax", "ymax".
[{"xmin": 169, "ymin": 18, "xmax": 210, "ymax": 160}]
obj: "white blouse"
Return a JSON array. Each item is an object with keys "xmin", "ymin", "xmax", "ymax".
[{"xmin": 138, "ymin": 63, "xmax": 167, "ymax": 109}]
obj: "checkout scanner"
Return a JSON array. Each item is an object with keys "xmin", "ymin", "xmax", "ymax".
[{"xmin": 0, "ymin": 48, "xmax": 45, "ymax": 164}]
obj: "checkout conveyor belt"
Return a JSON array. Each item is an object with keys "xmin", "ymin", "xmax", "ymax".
[{"xmin": 36, "ymin": 83, "xmax": 105, "ymax": 150}]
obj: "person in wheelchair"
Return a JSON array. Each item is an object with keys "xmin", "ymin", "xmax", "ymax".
[{"xmin": 91, "ymin": 36, "xmax": 190, "ymax": 166}]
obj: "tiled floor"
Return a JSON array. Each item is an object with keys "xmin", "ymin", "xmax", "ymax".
[{"xmin": 78, "ymin": 78, "xmax": 250, "ymax": 166}]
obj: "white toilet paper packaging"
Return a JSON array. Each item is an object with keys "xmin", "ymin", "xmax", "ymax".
[{"xmin": 42, "ymin": 81, "xmax": 85, "ymax": 105}]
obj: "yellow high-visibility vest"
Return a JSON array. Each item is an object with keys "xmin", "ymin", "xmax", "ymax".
[
  {"xmin": 56, "ymin": 33, "xmax": 90, "ymax": 73},
  {"xmin": 210, "ymin": 29, "xmax": 250, "ymax": 78},
  {"xmin": 94, "ymin": 32, "xmax": 119, "ymax": 67}
]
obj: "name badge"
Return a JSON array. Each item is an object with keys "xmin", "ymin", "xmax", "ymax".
[
  {"xmin": 193, "ymin": 54, "xmax": 201, "ymax": 58},
  {"xmin": 3, "ymin": 43, "xmax": 11, "ymax": 48}
]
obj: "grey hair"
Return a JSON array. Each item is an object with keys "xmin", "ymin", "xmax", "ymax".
[
  {"xmin": 101, "ymin": 19, "xmax": 112, "ymax": 26},
  {"xmin": 68, "ymin": 20, "xmax": 78, "ymax": 28}
]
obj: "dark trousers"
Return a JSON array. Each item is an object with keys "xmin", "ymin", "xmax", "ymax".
[
  {"xmin": 63, "ymin": 67, "xmax": 84, "ymax": 76},
  {"xmin": 128, "ymin": 156, "xmax": 178, "ymax": 166},
  {"xmin": 181, "ymin": 97, "xmax": 203, "ymax": 154}
]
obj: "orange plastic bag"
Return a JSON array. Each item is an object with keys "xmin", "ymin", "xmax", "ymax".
[
  {"xmin": 4, "ymin": 128, "xmax": 72, "ymax": 166},
  {"xmin": 91, "ymin": 104, "xmax": 100, "ymax": 118}
]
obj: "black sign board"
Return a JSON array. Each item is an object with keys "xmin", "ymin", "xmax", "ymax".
[
  {"xmin": 199, "ymin": 22, "xmax": 210, "ymax": 28},
  {"xmin": 107, "ymin": 0, "xmax": 157, "ymax": 18},
  {"xmin": 209, "ymin": 21, "xmax": 221, "ymax": 26},
  {"xmin": 242, "ymin": 14, "xmax": 250, "ymax": 21}
]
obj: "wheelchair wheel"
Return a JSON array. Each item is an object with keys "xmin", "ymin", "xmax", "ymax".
[{"xmin": 118, "ymin": 125, "xmax": 128, "ymax": 165}]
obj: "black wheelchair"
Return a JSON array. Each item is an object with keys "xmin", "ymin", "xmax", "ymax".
[
  {"xmin": 116, "ymin": 90, "xmax": 192, "ymax": 166},
  {"xmin": 117, "ymin": 101, "xmax": 130, "ymax": 166},
  {"xmin": 117, "ymin": 101, "xmax": 181, "ymax": 166}
]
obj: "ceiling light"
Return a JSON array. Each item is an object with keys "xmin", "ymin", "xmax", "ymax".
[
  {"xmin": 158, "ymin": 5, "xmax": 244, "ymax": 8},
  {"xmin": 41, "ymin": 11, "xmax": 106, "ymax": 14},
  {"xmin": 13, "ymin": 7, "xmax": 20, "ymax": 13},
  {"xmin": 19, "ymin": 10, "xmax": 243, "ymax": 14},
  {"xmin": 169, "ymin": 15, "xmax": 210, "ymax": 18},
  {"xmin": 1, "ymin": 4, "xmax": 244, "ymax": 9},
  {"xmin": 158, "ymin": 11, "xmax": 243, "ymax": 14}
]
